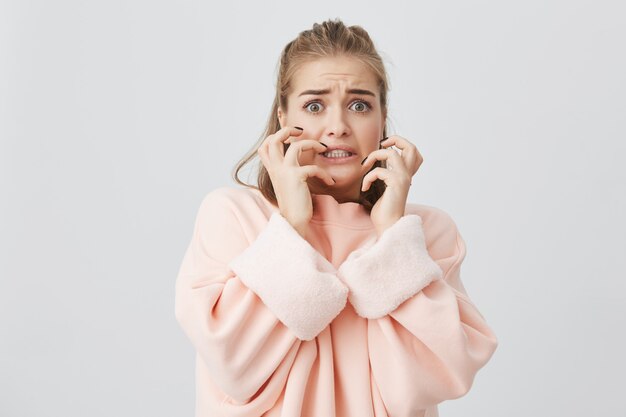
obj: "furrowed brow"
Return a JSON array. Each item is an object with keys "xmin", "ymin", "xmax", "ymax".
[{"xmin": 298, "ymin": 88, "xmax": 376, "ymax": 97}]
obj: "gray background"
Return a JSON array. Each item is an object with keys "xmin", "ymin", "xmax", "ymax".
[{"xmin": 2, "ymin": 0, "xmax": 624, "ymax": 416}]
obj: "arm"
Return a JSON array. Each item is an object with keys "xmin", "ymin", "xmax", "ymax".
[
  {"xmin": 336, "ymin": 212, "xmax": 499, "ymax": 415},
  {"xmin": 174, "ymin": 189, "xmax": 348, "ymax": 404}
]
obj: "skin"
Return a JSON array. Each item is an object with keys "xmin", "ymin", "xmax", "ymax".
[
  {"xmin": 258, "ymin": 55, "xmax": 423, "ymax": 238},
  {"xmin": 277, "ymin": 56, "xmax": 386, "ymax": 203}
]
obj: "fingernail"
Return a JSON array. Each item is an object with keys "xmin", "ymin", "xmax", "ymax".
[
  {"xmin": 360, "ymin": 156, "xmax": 367, "ymax": 165},
  {"xmin": 320, "ymin": 142, "xmax": 328, "ymax": 147},
  {"xmin": 294, "ymin": 126, "xmax": 304, "ymax": 130}
]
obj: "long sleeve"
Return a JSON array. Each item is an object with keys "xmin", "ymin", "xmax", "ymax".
[
  {"xmin": 336, "ymin": 212, "xmax": 499, "ymax": 416},
  {"xmin": 174, "ymin": 189, "xmax": 348, "ymax": 406}
]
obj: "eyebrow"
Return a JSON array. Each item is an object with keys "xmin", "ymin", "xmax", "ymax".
[{"xmin": 297, "ymin": 88, "xmax": 376, "ymax": 97}]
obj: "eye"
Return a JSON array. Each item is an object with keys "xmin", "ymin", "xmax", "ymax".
[
  {"xmin": 350, "ymin": 100, "xmax": 372, "ymax": 113},
  {"xmin": 304, "ymin": 101, "xmax": 324, "ymax": 113},
  {"xmin": 302, "ymin": 99, "xmax": 372, "ymax": 115}
]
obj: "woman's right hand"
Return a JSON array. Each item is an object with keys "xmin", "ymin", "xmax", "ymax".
[{"xmin": 257, "ymin": 126, "xmax": 335, "ymax": 238}]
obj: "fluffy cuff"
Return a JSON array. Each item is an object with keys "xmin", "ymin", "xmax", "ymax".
[
  {"xmin": 336, "ymin": 214, "xmax": 443, "ymax": 319},
  {"xmin": 227, "ymin": 212, "xmax": 348, "ymax": 341}
]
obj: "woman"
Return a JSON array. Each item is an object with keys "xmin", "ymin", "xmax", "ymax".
[{"xmin": 175, "ymin": 18, "xmax": 498, "ymax": 417}]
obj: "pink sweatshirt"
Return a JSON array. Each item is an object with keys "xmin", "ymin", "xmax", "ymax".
[{"xmin": 175, "ymin": 186, "xmax": 498, "ymax": 417}]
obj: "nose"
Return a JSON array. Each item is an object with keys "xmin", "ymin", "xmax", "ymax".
[{"xmin": 324, "ymin": 106, "xmax": 350, "ymax": 138}]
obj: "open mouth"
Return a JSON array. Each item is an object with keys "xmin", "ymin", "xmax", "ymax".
[{"xmin": 319, "ymin": 150, "xmax": 356, "ymax": 158}]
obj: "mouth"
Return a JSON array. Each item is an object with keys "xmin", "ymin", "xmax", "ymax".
[{"xmin": 318, "ymin": 150, "xmax": 358, "ymax": 162}]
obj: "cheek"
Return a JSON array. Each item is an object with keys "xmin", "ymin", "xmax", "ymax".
[{"xmin": 357, "ymin": 119, "xmax": 383, "ymax": 143}]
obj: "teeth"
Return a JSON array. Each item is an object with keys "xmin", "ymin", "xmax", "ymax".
[{"xmin": 323, "ymin": 150, "xmax": 352, "ymax": 158}]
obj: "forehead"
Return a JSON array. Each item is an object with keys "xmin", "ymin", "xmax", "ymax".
[{"xmin": 291, "ymin": 56, "xmax": 378, "ymax": 93}]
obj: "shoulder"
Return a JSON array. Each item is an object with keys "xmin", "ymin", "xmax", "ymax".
[
  {"xmin": 191, "ymin": 186, "xmax": 269, "ymax": 260},
  {"xmin": 405, "ymin": 202, "xmax": 459, "ymax": 234},
  {"xmin": 195, "ymin": 186, "xmax": 276, "ymax": 237},
  {"xmin": 199, "ymin": 186, "xmax": 270, "ymax": 215},
  {"xmin": 405, "ymin": 202, "xmax": 464, "ymax": 263},
  {"xmin": 186, "ymin": 186, "xmax": 265, "ymax": 263},
  {"xmin": 201, "ymin": 185, "xmax": 257, "ymax": 205}
]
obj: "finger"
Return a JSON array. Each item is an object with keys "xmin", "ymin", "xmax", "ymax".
[
  {"xmin": 300, "ymin": 165, "xmax": 335, "ymax": 186},
  {"xmin": 381, "ymin": 135, "xmax": 422, "ymax": 173},
  {"xmin": 268, "ymin": 126, "xmax": 304, "ymax": 162},
  {"xmin": 284, "ymin": 139, "xmax": 328, "ymax": 166},
  {"xmin": 380, "ymin": 135, "xmax": 413, "ymax": 157},
  {"xmin": 385, "ymin": 148, "xmax": 410, "ymax": 173},
  {"xmin": 268, "ymin": 126, "xmax": 303, "ymax": 162},
  {"xmin": 361, "ymin": 148, "xmax": 407, "ymax": 173},
  {"xmin": 379, "ymin": 135, "xmax": 409, "ymax": 150},
  {"xmin": 257, "ymin": 138, "xmax": 273, "ymax": 172},
  {"xmin": 361, "ymin": 167, "xmax": 389, "ymax": 192},
  {"xmin": 257, "ymin": 145, "xmax": 269, "ymax": 171}
]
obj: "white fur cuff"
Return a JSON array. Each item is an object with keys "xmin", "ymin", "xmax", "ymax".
[
  {"xmin": 336, "ymin": 215, "xmax": 443, "ymax": 319},
  {"xmin": 227, "ymin": 212, "xmax": 349, "ymax": 341}
]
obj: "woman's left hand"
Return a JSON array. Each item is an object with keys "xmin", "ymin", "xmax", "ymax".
[{"xmin": 360, "ymin": 135, "xmax": 423, "ymax": 237}]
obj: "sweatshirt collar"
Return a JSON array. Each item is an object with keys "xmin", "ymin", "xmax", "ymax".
[
  {"xmin": 251, "ymin": 187, "xmax": 373, "ymax": 228},
  {"xmin": 310, "ymin": 193, "xmax": 373, "ymax": 228}
]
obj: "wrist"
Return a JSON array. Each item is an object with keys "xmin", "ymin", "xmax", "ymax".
[
  {"xmin": 281, "ymin": 214, "xmax": 308, "ymax": 239},
  {"xmin": 294, "ymin": 224, "xmax": 309, "ymax": 239},
  {"xmin": 375, "ymin": 216, "xmax": 404, "ymax": 238}
]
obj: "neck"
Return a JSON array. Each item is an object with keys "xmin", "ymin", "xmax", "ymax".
[{"xmin": 307, "ymin": 178, "xmax": 361, "ymax": 204}]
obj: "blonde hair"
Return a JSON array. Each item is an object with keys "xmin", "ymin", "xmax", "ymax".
[{"xmin": 231, "ymin": 18, "xmax": 391, "ymax": 212}]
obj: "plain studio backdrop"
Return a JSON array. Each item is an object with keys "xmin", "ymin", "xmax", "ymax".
[{"xmin": 1, "ymin": 0, "xmax": 624, "ymax": 416}]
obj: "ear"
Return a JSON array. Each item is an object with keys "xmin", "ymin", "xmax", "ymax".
[{"xmin": 277, "ymin": 107, "xmax": 285, "ymax": 129}]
